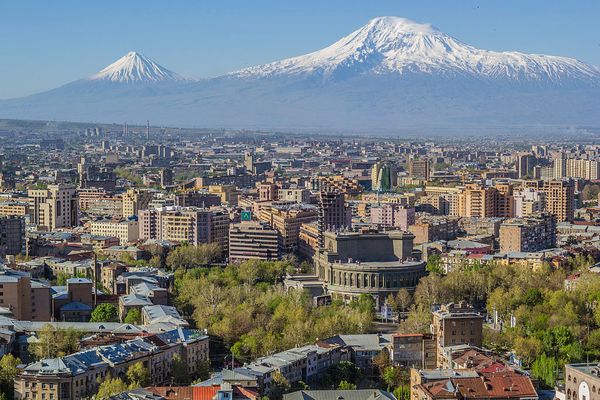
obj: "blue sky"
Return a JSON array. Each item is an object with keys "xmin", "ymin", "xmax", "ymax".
[{"xmin": 1, "ymin": 0, "xmax": 599, "ymax": 99}]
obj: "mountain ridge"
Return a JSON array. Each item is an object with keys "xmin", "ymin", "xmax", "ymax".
[{"xmin": 0, "ymin": 16, "xmax": 599, "ymax": 132}]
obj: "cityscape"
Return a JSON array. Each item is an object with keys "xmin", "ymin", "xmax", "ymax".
[{"xmin": 0, "ymin": 2, "xmax": 600, "ymax": 400}]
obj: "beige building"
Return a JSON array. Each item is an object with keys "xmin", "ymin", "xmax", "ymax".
[
  {"xmin": 122, "ymin": 188, "xmax": 154, "ymax": 217},
  {"xmin": 28, "ymin": 184, "xmax": 78, "ymax": 230},
  {"xmin": 0, "ymin": 201, "xmax": 30, "ymax": 218},
  {"xmin": 209, "ymin": 185, "xmax": 239, "ymax": 206},
  {"xmin": 90, "ymin": 219, "xmax": 139, "ymax": 245},
  {"xmin": 139, "ymin": 207, "xmax": 229, "ymax": 253},
  {"xmin": 564, "ymin": 363, "xmax": 600, "ymax": 400},
  {"xmin": 229, "ymin": 221, "xmax": 280, "ymax": 261},
  {"xmin": 258, "ymin": 203, "xmax": 318, "ymax": 253}
]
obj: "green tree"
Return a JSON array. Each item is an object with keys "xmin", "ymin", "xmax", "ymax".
[
  {"xmin": 338, "ymin": 380, "xmax": 357, "ymax": 390},
  {"xmin": 96, "ymin": 375, "xmax": 129, "ymax": 399},
  {"xmin": 0, "ymin": 354, "xmax": 21, "ymax": 399},
  {"xmin": 90, "ymin": 303, "xmax": 119, "ymax": 322},
  {"xmin": 126, "ymin": 361, "xmax": 150, "ymax": 388},
  {"xmin": 426, "ymin": 254, "xmax": 444, "ymax": 275},
  {"xmin": 270, "ymin": 371, "xmax": 291, "ymax": 400},
  {"xmin": 171, "ymin": 354, "xmax": 190, "ymax": 385},
  {"xmin": 166, "ymin": 243, "xmax": 222, "ymax": 270},
  {"xmin": 324, "ymin": 361, "xmax": 360, "ymax": 388},
  {"xmin": 124, "ymin": 308, "xmax": 142, "ymax": 325}
]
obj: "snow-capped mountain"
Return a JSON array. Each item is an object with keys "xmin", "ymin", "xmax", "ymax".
[
  {"xmin": 232, "ymin": 16, "xmax": 599, "ymax": 83},
  {"xmin": 89, "ymin": 51, "xmax": 185, "ymax": 83},
  {"xmin": 0, "ymin": 17, "xmax": 599, "ymax": 133}
]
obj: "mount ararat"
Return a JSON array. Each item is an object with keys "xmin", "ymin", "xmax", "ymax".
[{"xmin": 1, "ymin": 17, "xmax": 599, "ymax": 133}]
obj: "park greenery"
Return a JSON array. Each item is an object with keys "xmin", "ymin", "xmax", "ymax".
[
  {"xmin": 393, "ymin": 255, "xmax": 600, "ymax": 387},
  {"xmin": 174, "ymin": 259, "xmax": 374, "ymax": 361}
]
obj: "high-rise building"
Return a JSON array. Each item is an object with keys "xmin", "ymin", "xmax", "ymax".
[
  {"xmin": 0, "ymin": 216, "xmax": 25, "ymax": 256},
  {"xmin": 554, "ymin": 157, "xmax": 600, "ymax": 180},
  {"xmin": 409, "ymin": 159, "xmax": 430, "ymax": 181},
  {"xmin": 317, "ymin": 191, "xmax": 352, "ymax": 248},
  {"xmin": 28, "ymin": 184, "xmax": 78, "ymax": 231},
  {"xmin": 122, "ymin": 189, "xmax": 154, "ymax": 217},
  {"xmin": 499, "ymin": 213, "xmax": 557, "ymax": 253},
  {"xmin": 516, "ymin": 153, "xmax": 536, "ymax": 178},
  {"xmin": 229, "ymin": 221, "xmax": 280, "ymax": 261},
  {"xmin": 159, "ymin": 168, "xmax": 174, "ymax": 188},
  {"xmin": 372, "ymin": 161, "xmax": 397, "ymax": 191},
  {"xmin": 542, "ymin": 180, "xmax": 575, "ymax": 222},
  {"xmin": 513, "ymin": 188, "xmax": 546, "ymax": 217}
]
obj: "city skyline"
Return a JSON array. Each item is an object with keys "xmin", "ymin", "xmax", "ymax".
[{"xmin": 1, "ymin": 0, "xmax": 599, "ymax": 99}]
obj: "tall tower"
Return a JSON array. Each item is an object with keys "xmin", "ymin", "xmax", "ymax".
[
  {"xmin": 317, "ymin": 191, "xmax": 351, "ymax": 249},
  {"xmin": 146, "ymin": 120, "xmax": 150, "ymax": 141}
]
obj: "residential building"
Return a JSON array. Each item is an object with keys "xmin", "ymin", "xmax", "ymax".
[
  {"xmin": 0, "ymin": 215, "xmax": 25, "ymax": 256},
  {"xmin": 370, "ymin": 203, "xmax": 415, "ymax": 231},
  {"xmin": 139, "ymin": 207, "xmax": 230, "ymax": 253},
  {"xmin": 14, "ymin": 328, "xmax": 209, "ymax": 400},
  {"xmin": 28, "ymin": 184, "xmax": 78, "ymax": 230},
  {"xmin": 91, "ymin": 219, "xmax": 139, "ymax": 245},
  {"xmin": 431, "ymin": 302, "xmax": 484, "ymax": 367},
  {"xmin": 410, "ymin": 159, "xmax": 430, "ymax": 181},
  {"xmin": 499, "ymin": 214, "xmax": 557, "ymax": 253},
  {"xmin": 409, "ymin": 216, "xmax": 460, "ymax": 244},
  {"xmin": 122, "ymin": 189, "xmax": 154, "ymax": 217},
  {"xmin": 317, "ymin": 191, "xmax": 352, "ymax": 248},
  {"xmin": 258, "ymin": 203, "xmax": 318, "ymax": 253},
  {"xmin": 0, "ymin": 268, "xmax": 51, "ymax": 321}
]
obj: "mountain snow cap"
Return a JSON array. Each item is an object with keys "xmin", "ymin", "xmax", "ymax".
[{"xmin": 90, "ymin": 51, "xmax": 184, "ymax": 83}]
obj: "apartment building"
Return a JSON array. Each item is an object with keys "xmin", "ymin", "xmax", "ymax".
[
  {"xmin": 14, "ymin": 328, "xmax": 209, "ymax": 400},
  {"xmin": 28, "ymin": 184, "xmax": 78, "ymax": 230},
  {"xmin": 0, "ymin": 201, "xmax": 30, "ymax": 218},
  {"xmin": 409, "ymin": 216, "xmax": 460, "ymax": 244},
  {"xmin": 409, "ymin": 159, "xmax": 430, "ymax": 181},
  {"xmin": 431, "ymin": 302, "xmax": 484, "ymax": 367},
  {"xmin": 370, "ymin": 203, "xmax": 415, "ymax": 231},
  {"xmin": 122, "ymin": 189, "xmax": 154, "ymax": 217},
  {"xmin": 499, "ymin": 214, "xmax": 557, "ymax": 253},
  {"xmin": 0, "ymin": 269, "xmax": 51, "ymax": 321},
  {"xmin": 90, "ymin": 219, "xmax": 139, "ymax": 245},
  {"xmin": 174, "ymin": 191, "xmax": 221, "ymax": 208},
  {"xmin": 542, "ymin": 180, "xmax": 575, "ymax": 222},
  {"xmin": 229, "ymin": 221, "xmax": 280, "ymax": 261},
  {"xmin": 278, "ymin": 188, "xmax": 311, "ymax": 204},
  {"xmin": 513, "ymin": 188, "xmax": 545, "ymax": 218},
  {"xmin": 0, "ymin": 215, "xmax": 25, "ymax": 256},
  {"xmin": 258, "ymin": 203, "xmax": 318, "ymax": 253},
  {"xmin": 554, "ymin": 157, "xmax": 600, "ymax": 180},
  {"xmin": 139, "ymin": 207, "xmax": 230, "ymax": 253}
]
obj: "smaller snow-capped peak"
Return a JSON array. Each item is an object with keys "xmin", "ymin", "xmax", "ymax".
[{"xmin": 90, "ymin": 51, "xmax": 184, "ymax": 83}]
